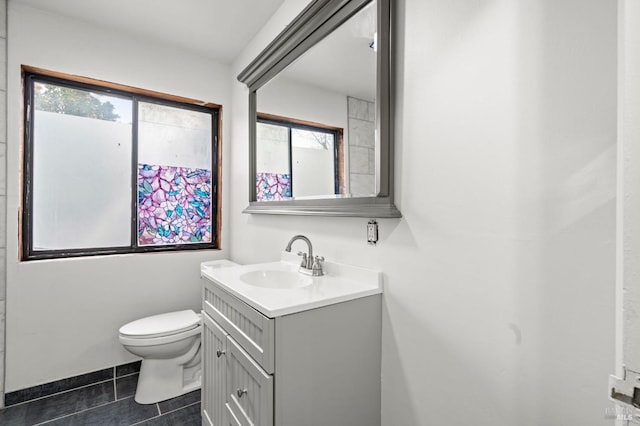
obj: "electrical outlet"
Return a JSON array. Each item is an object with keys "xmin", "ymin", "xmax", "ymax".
[{"xmin": 367, "ymin": 219, "xmax": 378, "ymax": 245}]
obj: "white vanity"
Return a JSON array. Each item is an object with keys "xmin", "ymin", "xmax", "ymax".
[{"xmin": 200, "ymin": 253, "xmax": 382, "ymax": 426}]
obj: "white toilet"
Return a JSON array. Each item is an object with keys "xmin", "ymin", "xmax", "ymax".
[{"xmin": 118, "ymin": 309, "xmax": 202, "ymax": 404}]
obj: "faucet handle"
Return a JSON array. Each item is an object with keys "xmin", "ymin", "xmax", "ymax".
[
  {"xmin": 297, "ymin": 251, "xmax": 308, "ymax": 268},
  {"xmin": 312, "ymin": 256, "xmax": 325, "ymax": 276}
]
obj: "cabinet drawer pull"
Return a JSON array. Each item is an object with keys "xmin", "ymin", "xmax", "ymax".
[
  {"xmin": 236, "ymin": 388, "xmax": 248, "ymax": 398},
  {"xmin": 216, "ymin": 350, "xmax": 226, "ymax": 358}
]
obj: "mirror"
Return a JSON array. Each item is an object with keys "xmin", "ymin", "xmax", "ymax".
[
  {"xmin": 238, "ymin": 0, "xmax": 400, "ymax": 217},
  {"xmin": 256, "ymin": 1, "xmax": 375, "ymax": 200}
]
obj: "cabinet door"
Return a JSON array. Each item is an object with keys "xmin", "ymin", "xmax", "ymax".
[
  {"xmin": 226, "ymin": 337, "xmax": 273, "ymax": 426},
  {"xmin": 225, "ymin": 403, "xmax": 243, "ymax": 426},
  {"xmin": 202, "ymin": 312, "xmax": 229, "ymax": 426}
]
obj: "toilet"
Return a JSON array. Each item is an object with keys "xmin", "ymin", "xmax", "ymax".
[{"xmin": 118, "ymin": 309, "xmax": 202, "ymax": 404}]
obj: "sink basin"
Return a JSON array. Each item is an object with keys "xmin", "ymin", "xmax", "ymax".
[{"xmin": 240, "ymin": 270, "xmax": 313, "ymax": 289}]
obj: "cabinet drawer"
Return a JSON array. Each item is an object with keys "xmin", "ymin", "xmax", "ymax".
[
  {"xmin": 203, "ymin": 277, "xmax": 275, "ymax": 373},
  {"xmin": 226, "ymin": 337, "xmax": 273, "ymax": 426}
]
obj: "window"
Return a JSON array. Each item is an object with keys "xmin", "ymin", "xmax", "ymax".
[
  {"xmin": 22, "ymin": 68, "xmax": 221, "ymax": 260},
  {"xmin": 256, "ymin": 114, "xmax": 344, "ymax": 201}
]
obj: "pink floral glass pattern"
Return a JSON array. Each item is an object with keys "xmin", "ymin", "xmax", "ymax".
[
  {"xmin": 138, "ymin": 164, "xmax": 212, "ymax": 246},
  {"xmin": 257, "ymin": 172, "xmax": 291, "ymax": 201}
]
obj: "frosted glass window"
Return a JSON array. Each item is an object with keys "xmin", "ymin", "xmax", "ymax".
[
  {"xmin": 256, "ymin": 122, "xmax": 291, "ymax": 201},
  {"xmin": 23, "ymin": 73, "xmax": 220, "ymax": 260},
  {"xmin": 138, "ymin": 102, "xmax": 212, "ymax": 170},
  {"xmin": 32, "ymin": 83, "xmax": 132, "ymax": 250},
  {"xmin": 256, "ymin": 122, "xmax": 289, "ymax": 174},
  {"xmin": 291, "ymin": 128, "xmax": 335, "ymax": 197},
  {"xmin": 137, "ymin": 103, "xmax": 213, "ymax": 246}
]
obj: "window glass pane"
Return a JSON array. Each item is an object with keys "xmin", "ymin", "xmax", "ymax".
[
  {"xmin": 137, "ymin": 102, "xmax": 213, "ymax": 246},
  {"xmin": 32, "ymin": 82, "xmax": 132, "ymax": 250},
  {"xmin": 256, "ymin": 122, "xmax": 291, "ymax": 201},
  {"xmin": 291, "ymin": 128, "xmax": 335, "ymax": 197}
]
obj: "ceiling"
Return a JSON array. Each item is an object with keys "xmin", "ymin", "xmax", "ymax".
[{"xmin": 11, "ymin": 0, "xmax": 286, "ymax": 63}]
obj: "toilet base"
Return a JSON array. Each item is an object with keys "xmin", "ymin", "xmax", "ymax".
[{"xmin": 134, "ymin": 358, "xmax": 201, "ymax": 404}]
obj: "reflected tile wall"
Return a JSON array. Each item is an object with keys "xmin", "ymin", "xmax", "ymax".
[
  {"xmin": 1, "ymin": 0, "xmax": 7, "ymax": 409},
  {"xmin": 350, "ymin": 146, "xmax": 372, "ymax": 174},
  {"xmin": 347, "ymin": 96, "xmax": 375, "ymax": 197}
]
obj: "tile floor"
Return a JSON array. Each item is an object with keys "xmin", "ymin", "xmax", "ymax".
[{"xmin": 0, "ymin": 361, "xmax": 201, "ymax": 425}]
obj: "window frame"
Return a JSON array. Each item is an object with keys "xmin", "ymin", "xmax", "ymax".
[
  {"xmin": 21, "ymin": 67, "xmax": 222, "ymax": 261},
  {"xmin": 256, "ymin": 112, "xmax": 345, "ymax": 197}
]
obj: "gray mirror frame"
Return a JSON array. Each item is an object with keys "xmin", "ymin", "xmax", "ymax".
[{"xmin": 237, "ymin": 0, "xmax": 401, "ymax": 218}]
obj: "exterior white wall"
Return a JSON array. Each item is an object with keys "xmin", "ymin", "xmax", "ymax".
[
  {"xmin": 231, "ymin": 0, "xmax": 616, "ymax": 425},
  {"xmin": 5, "ymin": 2, "xmax": 231, "ymax": 391}
]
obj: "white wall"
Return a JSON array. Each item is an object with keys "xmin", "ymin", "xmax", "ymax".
[
  {"xmin": 231, "ymin": 0, "xmax": 616, "ymax": 425},
  {"xmin": 618, "ymin": 0, "xmax": 640, "ymax": 376},
  {"xmin": 5, "ymin": 3, "xmax": 231, "ymax": 391},
  {"xmin": 258, "ymin": 76, "xmax": 348, "ymax": 130},
  {"xmin": 0, "ymin": 0, "xmax": 7, "ymax": 407}
]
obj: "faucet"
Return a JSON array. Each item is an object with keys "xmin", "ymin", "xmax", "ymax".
[{"xmin": 284, "ymin": 235, "xmax": 324, "ymax": 276}]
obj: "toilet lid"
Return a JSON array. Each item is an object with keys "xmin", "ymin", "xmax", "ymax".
[{"xmin": 119, "ymin": 310, "xmax": 200, "ymax": 338}]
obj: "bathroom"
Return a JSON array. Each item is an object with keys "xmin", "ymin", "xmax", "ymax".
[{"xmin": 0, "ymin": 0, "xmax": 634, "ymax": 424}]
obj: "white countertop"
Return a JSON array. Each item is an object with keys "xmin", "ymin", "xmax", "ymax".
[{"xmin": 201, "ymin": 253, "xmax": 382, "ymax": 317}]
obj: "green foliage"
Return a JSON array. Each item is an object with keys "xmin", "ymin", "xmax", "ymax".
[{"xmin": 34, "ymin": 83, "xmax": 120, "ymax": 122}]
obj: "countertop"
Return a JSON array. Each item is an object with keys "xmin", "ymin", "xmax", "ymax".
[{"xmin": 200, "ymin": 253, "xmax": 382, "ymax": 317}]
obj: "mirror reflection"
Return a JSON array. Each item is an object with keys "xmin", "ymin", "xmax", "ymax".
[{"xmin": 256, "ymin": 0, "xmax": 377, "ymax": 201}]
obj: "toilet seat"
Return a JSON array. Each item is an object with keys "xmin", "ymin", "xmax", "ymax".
[
  {"xmin": 118, "ymin": 309, "xmax": 203, "ymax": 404},
  {"xmin": 118, "ymin": 323, "xmax": 201, "ymax": 348},
  {"xmin": 119, "ymin": 310, "xmax": 201, "ymax": 339}
]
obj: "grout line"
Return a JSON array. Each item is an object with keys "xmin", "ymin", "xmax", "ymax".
[
  {"xmin": 162, "ymin": 400, "xmax": 200, "ymax": 416},
  {"xmin": 130, "ymin": 414, "xmax": 161, "ymax": 426},
  {"xmin": 118, "ymin": 371, "xmax": 141, "ymax": 379},
  {"xmin": 5, "ymin": 377, "xmax": 116, "ymax": 408},
  {"xmin": 129, "ymin": 401, "xmax": 201, "ymax": 426},
  {"xmin": 115, "ymin": 365, "xmax": 142, "ymax": 379},
  {"xmin": 33, "ymin": 397, "xmax": 132, "ymax": 426},
  {"xmin": 8, "ymin": 367, "xmax": 142, "ymax": 408},
  {"xmin": 8, "ymin": 362, "xmax": 141, "ymax": 406},
  {"xmin": 33, "ymin": 393, "xmax": 200, "ymax": 426},
  {"xmin": 113, "ymin": 367, "xmax": 118, "ymax": 401}
]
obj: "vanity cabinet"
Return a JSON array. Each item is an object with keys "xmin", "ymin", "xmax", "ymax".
[
  {"xmin": 202, "ymin": 314, "xmax": 227, "ymax": 426},
  {"xmin": 201, "ymin": 275, "xmax": 382, "ymax": 426}
]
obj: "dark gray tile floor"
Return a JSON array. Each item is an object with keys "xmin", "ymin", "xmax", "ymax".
[{"xmin": 0, "ymin": 363, "xmax": 201, "ymax": 426}]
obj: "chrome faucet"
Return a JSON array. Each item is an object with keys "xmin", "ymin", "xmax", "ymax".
[{"xmin": 284, "ymin": 235, "xmax": 324, "ymax": 276}]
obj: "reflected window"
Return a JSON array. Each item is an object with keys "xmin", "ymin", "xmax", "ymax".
[{"xmin": 256, "ymin": 114, "xmax": 344, "ymax": 200}]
